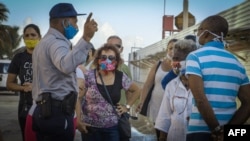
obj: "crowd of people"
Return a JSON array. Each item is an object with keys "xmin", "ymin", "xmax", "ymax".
[{"xmin": 5, "ymin": 2, "xmax": 250, "ymax": 141}]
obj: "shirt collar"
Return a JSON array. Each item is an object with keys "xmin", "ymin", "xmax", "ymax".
[
  {"xmin": 47, "ymin": 27, "xmax": 72, "ymax": 45},
  {"xmin": 203, "ymin": 41, "xmax": 224, "ymax": 49}
]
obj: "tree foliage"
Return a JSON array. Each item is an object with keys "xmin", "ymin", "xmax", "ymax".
[
  {"xmin": 0, "ymin": 2, "xmax": 22, "ymax": 59},
  {"xmin": 0, "ymin": 3, "xmax": 9, "ymax": 23}
]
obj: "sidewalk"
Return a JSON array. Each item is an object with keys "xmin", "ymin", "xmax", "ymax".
[
  {"xmin": 0, "ymin": 95, "xmax": 85, "ymax": 141},
  {"xmin": 0, "ymin": 95, "xmax": 21, "ymax": 141},
  {"xmin": 0, "ymin": 94, "xmax": 157, "ymax": 141}
]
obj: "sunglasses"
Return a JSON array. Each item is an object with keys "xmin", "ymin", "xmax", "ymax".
[
  {"xmin": 100, "ymin": 55, "xmax": 116, "ymax": 61},
  {"xmin": 115, "ymin": 44, "xmax": 122, "ymax": 48}
]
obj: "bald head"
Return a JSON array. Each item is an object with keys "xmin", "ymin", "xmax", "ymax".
[{"xmin": 107, "ymin": 35, "xmax": 123, "ymax": 53}]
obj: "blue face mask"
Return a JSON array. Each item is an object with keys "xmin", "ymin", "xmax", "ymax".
[{"xmin": 63, "ymin": 21, "xmax": 78, "ymax": 39}]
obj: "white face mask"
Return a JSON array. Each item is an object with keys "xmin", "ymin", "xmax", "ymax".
[
  {"xmin": 196, "ymin": 30, "xmax": 206, "ymax": 47},
  {"xmin": 179, "ymin": 61, "xmax": 186, "ymax": 73},
  {"xmin": 166, "ymin": 54, "xmax": 172, "ymax": 60},
  {"xmin": 172, "ymin": 60, "xmax": 186, "ymax": 75},
  {"xmin": 196, "ymin": 29, "xmax": 224, "ymax": 47}
]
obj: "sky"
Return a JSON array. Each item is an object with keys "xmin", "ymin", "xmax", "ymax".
[{"xmin": 1, "ymin": 0, "xmax": 246, "ymax": 61}]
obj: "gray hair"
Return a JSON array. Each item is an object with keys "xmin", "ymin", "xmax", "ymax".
[{"xmin": 173, "ymin": 39, "xmax": 197, "ymax": 56}]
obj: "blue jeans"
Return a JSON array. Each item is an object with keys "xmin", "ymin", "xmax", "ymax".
[
  {"xmin": 81, "ymin": 125, "xmax": 119, "ymax": 141},
  {"xmin": 32, "ymin": 105, "xmax": 74, "ymax": 141},
  {"xmin": 187, "ymin": 132, "xmax": 212, "ymax": 141}
]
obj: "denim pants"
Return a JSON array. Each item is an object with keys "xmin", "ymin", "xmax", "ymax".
[
  {"xmin": 81, "ymin": 125, "xmax": 119, "ymax": 141},
  {"xmin": 187, "ymin": 132, "xmax": 212, "ymax": 141},
  {"xmin": 32, "ymin": 105, "xmax": 74, "ymax": 141}
]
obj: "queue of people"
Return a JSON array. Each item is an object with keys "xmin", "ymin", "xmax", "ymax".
[{"xmin": 5, "ymin": 2, "xmax": 250, "ymax": 141}]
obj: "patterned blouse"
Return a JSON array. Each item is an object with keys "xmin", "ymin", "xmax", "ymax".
[{"xmin": 82, "ymin": 69, "xmax": 132, "ymax": 128}]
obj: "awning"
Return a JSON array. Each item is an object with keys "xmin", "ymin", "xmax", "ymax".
[{"xmin": 130, "ymin": 27, "xmax": 250, "ymax": 68}]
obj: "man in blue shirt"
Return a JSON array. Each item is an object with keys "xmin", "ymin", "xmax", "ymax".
[{"xmin": 186, "ymin": 15, "xmax": 250, "ymax": 141}]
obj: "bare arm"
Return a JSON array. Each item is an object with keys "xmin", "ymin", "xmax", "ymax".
[
  {"xmin": 139, "ymin": 63, "xmax": 158, "ymax": 107},
  {"xmin": 188, "ymin": 74, "xmax": 219, "ymax": 130},
  {"xmin": 117, "ymin": 82, "xmax": 141, "ymax": 115},
  {"xmin": 126, "ymin": 82, "xmax": 141, "ymax": 107},
  {"xmin": 6, "ymin": 73, "xmax": 31, "ymax": 92},
  {"xmin": 228, "ymin": 84, "xmax": 250, "ymax": 124},
  {"xmin": 75, "ymin": 78, "xmax": 90, "ymax": 133}
]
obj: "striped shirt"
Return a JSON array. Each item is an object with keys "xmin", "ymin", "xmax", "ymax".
[{"xmin": 185, "ymin": 41, "xmax": 249, "ymax": 133}]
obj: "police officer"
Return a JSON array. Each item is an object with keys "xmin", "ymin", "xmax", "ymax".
[{"xmin": 32, "ymin": 3, "xmax": 98, "ymax": 141}]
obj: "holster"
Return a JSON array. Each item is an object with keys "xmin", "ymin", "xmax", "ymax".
[
  {"xmin": 39, "ymin": 92, "xmax": 52, "ymax": 119},
  {"xmin": 62, "ymin": 92, "xmax": 77, "ymax": 115}
]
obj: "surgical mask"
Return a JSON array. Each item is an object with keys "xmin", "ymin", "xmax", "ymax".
[
  {"xmin": 195, "ymin": 35, "xmax": 201, "ymax": 49},
  {"xmin": 63, "ymin": 21, "xmax": 78, "ymax": 39},
  {"xmin": 179, "ymin": 61, "xmax": 186, "ymax": 74},
  {"xmin": 166, "ymin": 54, "xmax": 172, "ymax": 60},
  {"xmin": 195, "ymin": 30, "xmax": 206, "ymax": 48},
  {"xmin": 172, "ymin": 60, "xmax": 186, "ymax": 75},
  {"xmin": 24, "ymin": 39, "xmax": 40, "ymax": 49},
  {"xmin": 196, "ymin": 30, "xmax": 224, "ymax": 47},
  {"xmin": 100, "ymin": 58, "xmax": 115, "ymax": 71}
]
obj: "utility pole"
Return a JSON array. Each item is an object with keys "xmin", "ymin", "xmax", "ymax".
[{"xmin": 183, "ymin": 0, "xmax": 189, "ymax": 29}]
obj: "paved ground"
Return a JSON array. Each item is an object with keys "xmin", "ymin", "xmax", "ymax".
[
  {"xmin": 0, "ymin": 93, "xmax": 156, "ymax": 141},
  {"xmin": 0, "ymin": 94, "xmax": 21, "ymax": 141}
]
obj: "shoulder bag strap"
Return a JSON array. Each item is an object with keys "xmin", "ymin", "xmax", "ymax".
[
  {"xmin": 156, "ymin": 60, "xmax": 161, "ymax": 73},
  {"xmin": 98, "ymin": 73, "xmax": 120, "ymax": 117}
]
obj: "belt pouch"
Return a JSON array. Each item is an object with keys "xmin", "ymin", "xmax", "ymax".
[
  {"xmin": 62, "ymin": 93, "xmax": 77, "ymax": 115},
  {"xmin": 40, "ymin": 93, "xmax": 52, "ymax": 119}
]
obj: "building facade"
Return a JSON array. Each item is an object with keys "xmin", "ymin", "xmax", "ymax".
[{"xmin": 129, "ymin": 0, "xmax": 250, "ymax": 84}]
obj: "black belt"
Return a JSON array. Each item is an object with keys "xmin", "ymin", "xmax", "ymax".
[{"xmin": 36, "ymin": 99, "xmax": 62, "ymax": 108}]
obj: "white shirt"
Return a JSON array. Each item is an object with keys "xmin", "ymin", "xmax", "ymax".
[
  {"xmin": 155, "ymin": 76, "xmax": 193, "ymax": 141},
  {"xmin": 76, "ymin": 67, "xmax": 85, "ymax": 79}
]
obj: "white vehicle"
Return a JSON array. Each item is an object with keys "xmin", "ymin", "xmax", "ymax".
[{"xmin": 0, "ymin": 59, "xmax": 11, "ymax": 91}]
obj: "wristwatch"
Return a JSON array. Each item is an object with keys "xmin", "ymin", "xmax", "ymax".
[
  {"xmin": 212, "ymin": 125, "xmax": 223, "ymax": 135},
  {"xmin": 125, "ymin": 104, "xmax": 131, "ymax": 110}
]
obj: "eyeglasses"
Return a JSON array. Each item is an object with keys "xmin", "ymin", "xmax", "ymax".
[
  {"xmin": 172, "ymin": 80, "xmax": 191, "ymax": 115},
  {"xmin": 100, "ymin": 55, "xmax": 116, "ymax": 61},
  {"xmin": 115, "ymin": 44, "xmax": 122, "ymax": 48}
]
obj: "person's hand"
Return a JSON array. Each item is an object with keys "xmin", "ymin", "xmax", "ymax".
[
  {"xmin": 83, "ymin": 12, "xmax": 98, "ymax": 42},
  {"xmin": 211, "ymin": 131, "xmax": 224, "ymax": 141},
  {"xmin": 23, "ymin": 82, "xmax": 32, "ymax": 92},
  {"xmin": 135, "ymin": 102, "xmax": 143, "ymax": 113},
  {"xmin": 116, "ymin": 103, "xmax": 128, "ymax": 115},
  {"xmin": 78, "ymin": 65, "xmax": 87, "ymax": 74},
  {"xmin": 76, "ymin": 121, "xmax": 91, "ymax": 134}
]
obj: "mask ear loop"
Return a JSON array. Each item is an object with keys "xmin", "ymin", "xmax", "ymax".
[
  {"xmin": 221, "ymin": 32, "xmax": 224, "ymax": 41},
  {"xmin": 62, "ymin": 19, "xmax": 70, "ymax": 28},
  {"xmin": 206, "ymin": 30, "xmax": 223, "ymax": 42},
  {"xmin": 221, "ymin": 32, "xmax": 227, "ymax": 47}
]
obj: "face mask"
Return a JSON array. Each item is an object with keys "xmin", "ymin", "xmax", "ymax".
[
  {"xmin": 100, "ymin": 58, "xmax": 115, "ymax": 71},
  {"xmin": 171, "ymin": 60, "xmax": 186, "ymax": 75},
  {"xmin": 24, "ymin": 39, "xmax": 40, "ymax": 49},
  {"xmin": 196, "ymin": 30, "xmax": 224, "ymax": 47},
  {"xmin": 63, "ymin": 21, "xmax": 78, "ymax": 39},
  {"xmin": 196, "ymin": 30, "xmax": 206, "ymax": 47},
  {"xmin": 166, "ymin": 54, "xmax": 172, "ymax": 60},
  {"xmin": 179, "ymin": 61, "xmax": 186, "ymax": 74},
  {"xmin": 195, "ymin": 35, "xmax": 202, "ymax": 49}
]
